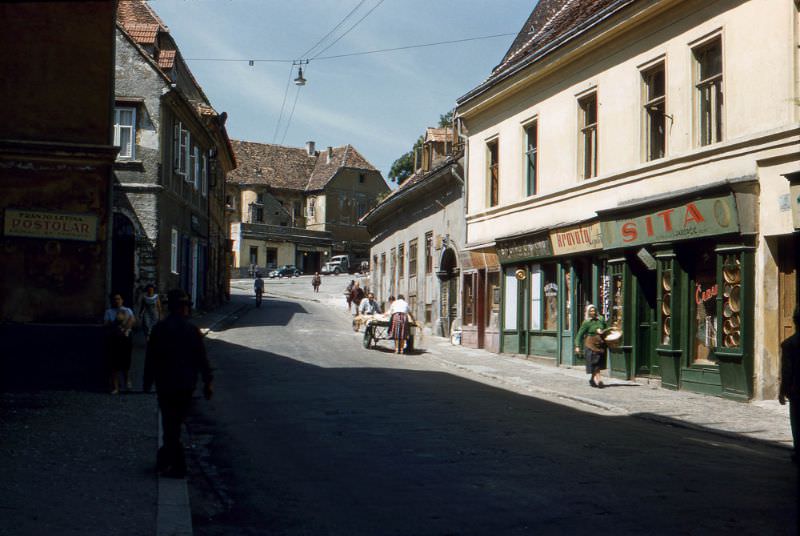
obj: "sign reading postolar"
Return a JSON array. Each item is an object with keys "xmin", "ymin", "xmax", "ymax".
[
  {"xmin": 601, "ymin": 194, "xmax": 739, "ymax": 249},
  {"xmin": 3, "ymin": 209, "xmax": 98, "ymax": 242}
]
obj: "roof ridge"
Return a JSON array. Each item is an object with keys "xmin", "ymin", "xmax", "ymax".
[{"xmin": 499, "ymin": 0, "xmax": 577, "ymax": 70}]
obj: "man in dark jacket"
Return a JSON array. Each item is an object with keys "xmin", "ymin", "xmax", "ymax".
[
  {"xmin": 780, "ymin": 307, "xmax": 800, "ymax": 462},
  {"xmin": 144, "ymin": 289, "xmax": 213, "ymax": 478}
]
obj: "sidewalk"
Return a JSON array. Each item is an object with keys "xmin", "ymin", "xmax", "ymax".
[{"xmin": 0, "ymin": 298, "xmax": 248, "ymax": 536}]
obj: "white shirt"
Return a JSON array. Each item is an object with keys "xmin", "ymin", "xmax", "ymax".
[
  {"xmin": 389, "ymin": 299, "xmax": 409, "ymax": 315},
  {"xmin": 359, "ymin": 299, "xmax": 381, "ymax": 315}
]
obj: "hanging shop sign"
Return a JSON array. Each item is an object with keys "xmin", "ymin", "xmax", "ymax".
[
  {"xmin": 601, "ymin": 194, "xmax": 739, "ymax": 249},
  {"xmin": 3, "ymin": 209, "xmax": 98, "ymax": 242},
  {"xmin": 496, "ymin": 235, "xmax": 552, "ymax": 264},
  {"xmin": 549, "ymin": 222, "xmax": 603, "ymax": 256}
]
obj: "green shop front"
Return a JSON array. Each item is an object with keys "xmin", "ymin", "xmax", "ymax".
[
  {"xmin": 497, "ymin": 222, "xmax": 613, "ymax": 367},
  {"xmin": 598, "ymin": 185, "xmax": 755, "ymax": 400}
]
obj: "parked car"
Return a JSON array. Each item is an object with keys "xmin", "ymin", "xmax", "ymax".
[{"xmin": 269, "ymin": 265, "xmax": 301, "ymax": 278}]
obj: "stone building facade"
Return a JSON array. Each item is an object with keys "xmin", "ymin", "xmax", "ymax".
[{"xmin": 113, "ymin": 0, "xmax": 235, "ymax": 309}]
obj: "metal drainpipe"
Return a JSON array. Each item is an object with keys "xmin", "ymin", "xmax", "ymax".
[{"xmin": 456, "ymin": 115, "xmax": 469, "ymax": 245}]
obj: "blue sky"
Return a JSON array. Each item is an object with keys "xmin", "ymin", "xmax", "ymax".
[{"xmin": 149, "ymin": 0, "xmax": 534, "ymax": 181}]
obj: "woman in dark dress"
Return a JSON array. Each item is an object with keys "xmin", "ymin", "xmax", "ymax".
[{"xmin": 575, "ymin": 304, "xmax": 607, "ymax": 388}]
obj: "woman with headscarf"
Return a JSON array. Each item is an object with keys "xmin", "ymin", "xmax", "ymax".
[{"xmin": 575, "ymin": 304, "xmax": 607, "ymax": 388}]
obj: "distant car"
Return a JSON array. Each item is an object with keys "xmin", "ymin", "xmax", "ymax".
[{"xmin": 269, "ymin": 265, "xmax": 301, "ymax": 278}]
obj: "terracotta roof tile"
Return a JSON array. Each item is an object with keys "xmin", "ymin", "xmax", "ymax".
[
  {"xmin": 228, "ymin": 140, "xmax": 317, "ymax": 190},
  {"xmin": 493, "ymin": 0, "xmax": 624, "ymax": 77},
  {"xmin": 157, "ymin": 49, "xmax": 176, "ymax": 69},
  {"xmin": 118, "ymin": 0, "xmax": 169, "ymax": 30},
  {"xmin": 122, "ymin": 22, "xmax": 159, "ymax": 44},
  {"xmin": 306, "ymin": 145, "xmax": 378, "ymax": 191},
  {"xmin": 424, "ymin": 127, "xmax": 453, "ymax": 143}
]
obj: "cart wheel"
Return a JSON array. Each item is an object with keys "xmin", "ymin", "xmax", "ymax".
[
  {"xmin": 363, "ymin": 326, "xmax": 373, "ymax": 349},
  {"xmin": 405, "ymin": 335, "xmax": 414, "ymax": 353}
]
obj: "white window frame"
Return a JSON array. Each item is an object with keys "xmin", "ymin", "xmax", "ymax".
[
  {"xmin": 523, "ymin": 120, "xmax": 538, "ymax": 196},
  {"xmin": 692, "ymin": 35, "xmax": 723, "ymax": 147},
  {"xmin": 578, "ymin": 91, "xmax": 598, "ymax": 179},
  {"xmin": 641, "ymin": 60, "xmax": 667, "ymax": 161},
  {"xmin": 201, "ymin": 154, "xmax": 208, "ymax": 196},
  {"xmin": 170, "ymin": 228, "xmax": 179, "ymax": 274},
  {"xmin": 113, "ymin": 107, "xmax": 136, "ymax": 160},
  {"xmin": 191, "ymin": 145, "xmax": 200, "ymax": 189}
]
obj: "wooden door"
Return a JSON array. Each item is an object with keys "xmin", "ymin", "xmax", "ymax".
[{"xmin": 779, "ymin": 235, "xmax": 798, "ymax": 342}]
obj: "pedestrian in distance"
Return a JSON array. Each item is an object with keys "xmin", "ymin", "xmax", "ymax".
[
  {"xmin": 779, "ymin": 307, "xmax": 800, "ymax": 462},
  {"xmin": 138, "ymin": 284, "xmax": 162, "ymax": 341},
  {"xmin": 312, "ymin": 272, "xmax": 321, "ymax": 293},
  {"xmin": 388, "ymin": 294, "xmax": 414, "ymax": 355},
  {"xmin": 575, "ymin": 304, "xmax": 608, "ymax": 388},
  {"xmin": 350, "ymin": 281, "xmax": 365, "ymax": 315},
  {"xmin": 104, "ymin": 292, "xmax": 136, "ymax": 394},
  {"xmin": 345, "ymin": 279, "xmax": 355, "ymax": 313},
  {"xmin": 254, "ymin": 273, "xmax": 265, "ymax": 307},
  {"xmin": 143, "ymin": 289, "xmax": 214, "ymax": 479},
  {"xmin": 358, "ymin": 292, "xmax": 382, "ymax": 316}
]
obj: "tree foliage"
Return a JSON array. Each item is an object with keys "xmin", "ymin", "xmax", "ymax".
[
  {"xmin": 438, "ymin": 111, "xmax": 453, "ymax": 128},
  {"xmin": 388, "ymin": 135, "xmax": 423, "ymax": 183}
]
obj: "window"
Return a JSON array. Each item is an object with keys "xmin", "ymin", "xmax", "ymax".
[
  {"xmin": 308, "ymin": 198, "xmax": 316, "ymax": 218},
  {"xmin": 642, "ymin": 64, "xmax": 666, "ymax": 161},
  {"xmin": 254, "ymin": 207, "xmax": 264, "ymax": 223},
  {"xmin": 174, "ymin": 120, "xmax": 190, "ymax": 177},
  {"xmin": 170, "ymin": 228, "xmax": 179, "ymax": 273},
  {"xmin": 524, "ymin": 121, "xmax": 538, "ymax": 195},
  {"xmin": 694, "ymin": 37, "xmax": 723, "ymax": 146},
  {"xmin": 191, "ymin": 146, "xmax": 200, "ymax": 189},
  {"xmin": 373, "ymin": 254, "xmax": 378, "ymax": 273},
  {"xmin": 530, "ymin": 264, "xmax": 558, "ymax": 331},
  {"xmin": 398, "ymin": 243, "xmax": 405, "ymax": 278},
  {"xmin": 487, "ymin": 271, "xmax": 500, "ymax": 329},
  {"xmin": 359, "ymin": 173, "xmax": 365, "ymax": 184},
  {"xmin": 504, "ymin": 268, "xmax": 518, "ymax": 330},
  {"xmin": 578, "ymin": 92, "xmax": 598, "ymax": 179},
  {"xmin": 113, "ymin": 107, "xmax": 136, "ymax": 159},
  {"xmin": 424, "ymin": 232, "xmax": 433, "ymax": 274},
  {"xmin": 249, "ymin": 246, "xmax": 258, "ymax": 266},
  {"xmin": 293, "ymin": 201, "xmax": 302, "ymax": 222},
  {"xmin": 487, "ymin": 139, "xmax": 499, "ymax": 207},
  {"xmin": 408, "ymin": 239, "xmax": 418, "ymax": 276},
  {"xmin": 201, "ymin": 154, "xmax": 208, "ymax": 196},
  {"xmin": 463, "ymin": 274, "xmax": 474, "ymax": 325}
]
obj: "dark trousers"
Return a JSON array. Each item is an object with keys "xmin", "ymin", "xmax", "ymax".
[
  {"xmin": 157, "ymin": 390, "xmax": 193, "ymax": 474},
  {"xmin": 791, "ymin": 398, "xmax": 800, "ymax": 456}
]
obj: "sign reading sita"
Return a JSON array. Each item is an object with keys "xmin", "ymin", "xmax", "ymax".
[
  {"xmin": 601, "ymin": 194, "xmax": 739, "ymax": 249},
  {"xmin": 4, "ymin": 209, "xmax": 98, "ymax": 242}
]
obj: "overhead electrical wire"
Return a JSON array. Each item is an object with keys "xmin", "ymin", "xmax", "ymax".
[
  {"xmin": 309, "ymin": 0, "xmax": 386, "ymax": 59},
  {"xmin": 185, "ymin": 32, "xmax": 518, "ymax": 64},
  {"xmin": 300, "ymin": 0, "xmax": 368, "ymax": 59},
  {"xmin": 272, "ymin": 62, "xmax": 296, "ymax": 143}
]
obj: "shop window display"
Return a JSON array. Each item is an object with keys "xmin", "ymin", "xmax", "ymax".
[
  {"xmin": 661, "ymin": 265, "xmax": 672, "ymax": 345},
  {"xmin": 504, "ymin": 268, "xmax": 518, "ymax": 330},
  {"xmin": 721, "ymin": 253, "xmax": 742, "ymax": 349},
  {"xmin": 543, "ymin": 264, "xmax": 558, "ymax": 331},
  {"xmin": 692, "ymin": 250, "xmax": 718, "ymax": 364}
]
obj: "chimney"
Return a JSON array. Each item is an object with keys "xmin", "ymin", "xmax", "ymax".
[
  {"xmin": 326, "ymin": 146, "xmax": 333, "ymax": 164},
  {"xmin": 305, "ymin": 141, "xmax": 315, "ymax": 156}
]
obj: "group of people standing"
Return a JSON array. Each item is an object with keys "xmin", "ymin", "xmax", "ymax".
[{"xmin": 103, "ymin": 285, "xmax": 214, "ymax": 478}]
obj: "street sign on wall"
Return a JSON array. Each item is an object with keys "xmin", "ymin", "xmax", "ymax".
[{"xmin": 3, "ymin": 209, "xmax": 98, "ymax": 242}]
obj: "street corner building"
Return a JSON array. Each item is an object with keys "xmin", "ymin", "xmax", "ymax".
[
  {"xmin": 455, "ymin": 0, "xmax": 800, "ymax": 400},
  {"xmin": 113, "ymin": 0, "xmax": 236, "ymax": 310},
  {"xmin": 361, "ymin": 127, "xmax": 467, "ymax": 339},
  {"xmin": 227, "ymin": 139, "xmax": 389, "ymax": 276},
  {"xmin": 0, "ymin": 1, "xmax": 119, "ymax": 389}
]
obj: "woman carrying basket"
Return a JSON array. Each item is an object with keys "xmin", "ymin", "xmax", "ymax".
[
  {"xmin": 388, "ymin": 294, "xmax": 414, "ymax": 355},
  {"xmin": 575, "ymin": 304, "xmax": 607, "ymax": 388}
]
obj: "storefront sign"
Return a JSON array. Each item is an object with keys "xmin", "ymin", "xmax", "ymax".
[
  {"xmin": 550, "ymin": 222, "xmax": 602, "ymax": 256},
  {"xmin": 3, "ymin": 209, "xmax": 98, "ymax": 241},
  {"xmin": 601, "ymin": 194, "xmax": 739, "ymax": 249},
  {"xmin": 497, "ymin": 235, "xmax": 552, "ymax": 264}
]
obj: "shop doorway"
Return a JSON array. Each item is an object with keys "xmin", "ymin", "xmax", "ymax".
[
  {"xmin": 560, "ymin": 260, "xmax": 593, "ymax": 365},
  {"xmin": 778, "ymin": 234, "xmax": 798, "ymax": 341},
  {"xmin": 110, "ymin": 213, "xmax": 135, "ymax": 307},
  {"xmin": 632, "ymin": 257, "xmax": 659, "ymax": 376}
]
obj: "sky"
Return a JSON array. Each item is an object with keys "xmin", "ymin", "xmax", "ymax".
[{"xmin": 148, "ymin": 0, "xmax": 534, "ymax": 182}]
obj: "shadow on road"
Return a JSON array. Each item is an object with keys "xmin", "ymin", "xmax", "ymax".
[
  {"xmin": 218, "ymin": 299, "xmax": 309, "ymax": 328},
  {"xmin": 187, "ymin": 336, "xmax": 798, "ymax": 536}
]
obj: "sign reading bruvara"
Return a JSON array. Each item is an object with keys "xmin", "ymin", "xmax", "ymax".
[
  {"xmin": 550, "ymin": 222, "xmax": 603, "ymax": 256},
  {"xmin": 601, "ymin": 194, "xmax": 739, "ymax": 249},
  {"xmin": 3, "ymin": 209, "xmax": 98, "ymax": 242}
]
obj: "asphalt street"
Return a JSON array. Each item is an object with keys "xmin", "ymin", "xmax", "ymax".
[{"xmin": 185, "ymin": 276, "xmax": 798, "ymax": 535}]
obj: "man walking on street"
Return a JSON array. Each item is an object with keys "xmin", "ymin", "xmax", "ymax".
[
  {"xmin": 780, "ymin": 307, "xmax": 800, "ymax": 462},
  {"xmin": 144, "ymin": 289, "xmax": 214, "ymax": 478}
]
